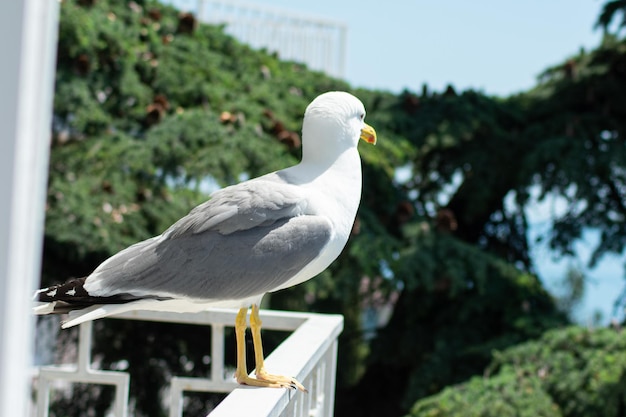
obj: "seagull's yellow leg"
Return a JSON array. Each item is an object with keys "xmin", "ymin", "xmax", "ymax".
[
  {"xmin": 250, "ymin": 304, "xmax": 307, "ymax": 392},
  {"xmin": 234, "ymin": 307, "xmax": 294, "ymax": 389}
]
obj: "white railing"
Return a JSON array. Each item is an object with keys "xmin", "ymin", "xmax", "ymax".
[
  {"xmin": 33, "ymin": 308, "xmax": 343, "ymax": 417},
  {"xmin": 165, "ymin": 0, "xmax": 347, "ymax": 78}
]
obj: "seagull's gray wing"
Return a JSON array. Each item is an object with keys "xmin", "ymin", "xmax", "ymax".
[
  {"xmin": 165, "ymin": 178, "xmax": 310, "ymax": 237},
  {"xmin": 85, "ymin": 178, "xmax": 332, "ymax": 300}
]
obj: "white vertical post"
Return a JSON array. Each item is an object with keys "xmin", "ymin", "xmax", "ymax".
[
  {"xmin": 338, "ymin": 25, "xmax": 347, "ymax": 78},
  {"xmin": 211, "ymin": 324, "xmax": 225, "ymax": 381},
  {"xmin": 324, "ymin": 340, "xmax": 339, "ymax": 417},
  {"xmin": 0, "ymin": 1, "xmax": 59, "ymax": 417},
  {"xmin": 78, "ymin": 322, "xmax": 94, "ymax": 371},
  {"xmin": 36, "ymin": 376, "xmax": 51, "ymax": 417}
]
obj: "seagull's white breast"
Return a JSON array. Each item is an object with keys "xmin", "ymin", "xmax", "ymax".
[{"xmin": 270, "ymin": 147, "xmax": 363, "ymax": 292}]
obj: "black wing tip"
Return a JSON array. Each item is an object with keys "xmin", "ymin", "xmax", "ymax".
[
  {"xmin": 35, "ymin": 278, "xmax": 89, "ymax": 302},
  {"xmin": 34, "ymin": 278, "xmax": 150, "ymax": 314}
]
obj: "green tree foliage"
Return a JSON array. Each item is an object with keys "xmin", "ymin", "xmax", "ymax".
[
  {"xmin": 596, "ymin": 0, "xmax": 626, "ymax": 33},
  {"xmin": 336, "ymin": 230, "xmax": 565, "ymax": 417},
  {"xmin": 521, "ymin": 40, "xmax": 626, "ymax": 266},
  {"xmin": 40, "ymin": 0, "xmax": 626, "ymax": 416},
  {"xmin": 410, "ymin": 326, "xmax": 626, "ymax": 417},
  {"xmin": 412, "ymin": 372, "xmax": 562, "ymax": 417},
  {"xmin": 353, "ymin": 1, "xmax": 626, "ymax": 414}
]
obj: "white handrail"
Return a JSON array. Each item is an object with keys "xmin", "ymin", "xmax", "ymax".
[
  {"xmin": 33, "ymin": 309, "xmax": 343, "ymax": 417},
  {"xmin": 210, "ymin": 311, "xmax": 342, "ymax": 417}
]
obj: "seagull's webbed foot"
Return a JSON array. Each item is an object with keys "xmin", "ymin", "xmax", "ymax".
[
  {"xmin": 234, "ymin": 305, "xmax": 307, "ymax": 392},
  {"xmin": 234, "ymin": 367, "xmax": 296, "ymax": 390},
  {"xmin": 255, "ymin": 367, "xmax": 307, "ymax": 392}
]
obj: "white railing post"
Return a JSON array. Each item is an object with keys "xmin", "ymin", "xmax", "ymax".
[
  {"xmin": 36, "ymin": 321, "xmax": 131, "ymax": 417},
  {"xmin": 0, "ymin": 1, "xmax": 59, "ymax": 417},
  {"xmin": 211, "ymin": 324, "xmax": 226, "ymax": 382},
  {"xmin": 323, "ymin": 339, "xmax": 339, "ymax": 417}
]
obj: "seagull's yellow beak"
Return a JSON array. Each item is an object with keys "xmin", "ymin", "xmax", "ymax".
[{"xmin": 360, "ymin": 123, "xmax": 377, "ymax": 145}]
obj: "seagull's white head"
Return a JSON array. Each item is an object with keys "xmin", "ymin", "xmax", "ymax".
[{"xmin": 301, "ymin": 92, "xmax": 376, "ymax": 163}]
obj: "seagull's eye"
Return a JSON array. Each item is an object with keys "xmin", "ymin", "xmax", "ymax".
[{"xmin": 359, "ymin": 113, "xmax": 365, "ymax": 121}]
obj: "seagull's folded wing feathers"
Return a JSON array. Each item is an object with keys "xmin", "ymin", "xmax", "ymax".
[
  {"xmin": 84, "ymin": 178, "xmax": 332, "ymax": 301},
  {"xmin": 165, "ymin": 178, "xmax": 310, "ymax": 237}
]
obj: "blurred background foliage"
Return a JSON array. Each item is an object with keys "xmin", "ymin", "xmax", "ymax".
[{"xmin": 39, "ymin": 0, "xmax": 626, "ymax": 416}]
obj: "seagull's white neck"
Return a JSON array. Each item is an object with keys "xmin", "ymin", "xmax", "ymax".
[
  {"xmin": 286, "ymin": 144, "xmax": 363, "ymax": 229},
  {"xmin": 285, "ymin": 145, "xmax": 361, "ymax": 187}
]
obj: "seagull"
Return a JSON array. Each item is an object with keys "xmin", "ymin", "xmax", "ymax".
[{"xmin": 35, "ymin": 91, "xmax": 377, "ymax": 391}]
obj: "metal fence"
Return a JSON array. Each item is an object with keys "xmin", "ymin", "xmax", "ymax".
[
  {"xmin": 164, "ymin": 0, "xmax": 347, "ymax": 78},
  {"xmin": 33, "ymin": 309, "xmax": 343, "ymax": 417}
]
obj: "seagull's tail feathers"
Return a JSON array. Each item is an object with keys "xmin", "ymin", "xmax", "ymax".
[
  {"xmin": 33, "ymin": 278, "xmax": 167, "ymax": 328},
  {"xmin": 61, "ymin": 300, "xmax": 161, "ymax": 328}
]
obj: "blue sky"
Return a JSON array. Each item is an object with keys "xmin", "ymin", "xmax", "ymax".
[{"xmin": 254, "ymin": 0, "xmax": 605, "ymax": 96}]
